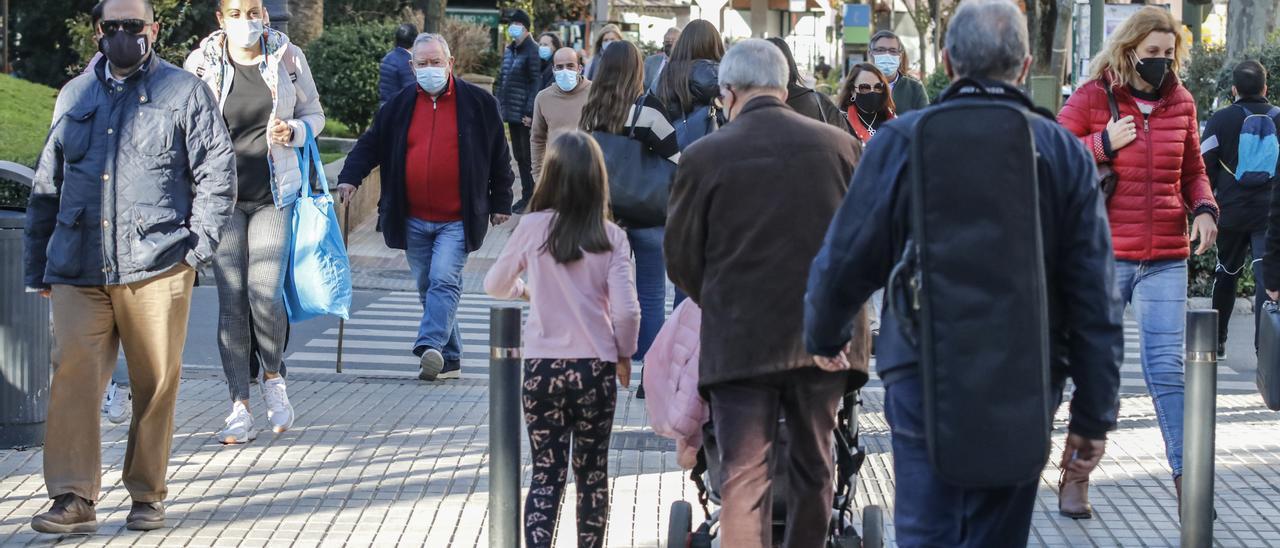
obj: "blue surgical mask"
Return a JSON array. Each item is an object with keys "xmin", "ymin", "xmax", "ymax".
[
  {"xmin": 554, "ymin": 69, "xmax": 579, "ymax": 92},
  {"xmin": 415, "ymin": 66, "xmax": 449, "ymax": 95},
  {"xmin": 874, "ymin": 54, "xmax": 900, "ymax": 78},
  {"xmin": 508, "ymin": 25, "xmax": 525, "ymax": 40},
  {"xmin": 539, "ymin": 45, "xmax": 552, "ymax": 60}
]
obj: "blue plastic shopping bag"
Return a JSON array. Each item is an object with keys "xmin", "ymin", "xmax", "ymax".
[{"xmin": 283, "ymin": 123, "xmax": 352, "ymax": 322}]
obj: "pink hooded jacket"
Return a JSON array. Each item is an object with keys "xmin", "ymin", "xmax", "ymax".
[{"xmin": 644, "ymin": 300, "xmax": 708, "ymax": 469}]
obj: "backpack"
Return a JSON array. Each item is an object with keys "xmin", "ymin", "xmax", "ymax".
[
  {"xmin": 1230, "ymin": 104, "xmax": 1280, "ymax": 188},
  {"xmin": 887, "ymin": 81, "xmax": 1051, "ymax": 488}
]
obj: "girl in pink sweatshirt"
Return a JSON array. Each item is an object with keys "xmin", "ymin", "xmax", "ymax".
[{"xmin": 484, "ymin": 130, "xmax": 641, "ymax": 548}]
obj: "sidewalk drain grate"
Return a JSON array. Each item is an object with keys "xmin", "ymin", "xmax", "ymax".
[{"xmin": 610, "ymin": 432, "xmax": 676, "ymax": 452}]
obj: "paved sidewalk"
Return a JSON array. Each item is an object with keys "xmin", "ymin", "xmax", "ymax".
[
  {"xmin": 346, "ymin": 215, "xmax": 516, "ymax": 294},
  {"xmin": 3, "ymin": 361, "xmax": 1280, "ymax": 546}
]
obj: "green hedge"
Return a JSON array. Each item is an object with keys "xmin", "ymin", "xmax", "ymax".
[{"xmin": 306, "ymin": 21, "xmax": 398, "ymax": 135}]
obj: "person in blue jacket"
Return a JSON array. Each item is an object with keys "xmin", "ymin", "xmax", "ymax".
[
  {"xmin": 803, "ymin": 0, "xmax": 1123, "ymax": 545},
  {"xmin": 379, "ymin": 23, "xmax": 417, "ymax": 106}
]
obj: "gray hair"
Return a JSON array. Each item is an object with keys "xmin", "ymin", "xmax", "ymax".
[
  {"xmin": 944, "ymin": 0, "xmax": 1028, "ymax": 83},
  {"xmin": 413, "ymin": 33, "xmax": 451, "ymax": 58},
  {"xmin": 718, "ymin": 38, "xmax": 787, "ymax": 92}
]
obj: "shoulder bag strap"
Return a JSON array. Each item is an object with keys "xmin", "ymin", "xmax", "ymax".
[
  {"xmin": 813, "ymin": 92, "xmax": 828, "ymax": 124},
  {"xmin": 1105, "ymin": 85, "xmax": 1120, "ymax": 123},
  {"xmin": 627, "ymin": 94, "xmax": 647, "ymax": 139}
]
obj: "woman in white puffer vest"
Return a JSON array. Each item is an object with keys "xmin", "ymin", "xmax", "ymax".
[{"xmin": 183, "ymin": 0, "xmax": 324, "ymax": 445}]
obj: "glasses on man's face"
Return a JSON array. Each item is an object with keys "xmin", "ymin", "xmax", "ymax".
[
  {"xmin": 855, "ymin": 83, "xmax": 886, "ymax": 94},
  {"xmin": 100, "ymin": 19, "xmax": 148, "ymax": 36},
  {"xmin": 870, "ymin": 47, "xmax": 901, "ymax": 56}
]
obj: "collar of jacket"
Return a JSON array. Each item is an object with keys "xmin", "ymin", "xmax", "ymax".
[
  {"xmin": 194, "ymin": 27, "xmax": 290, "ymax": 103},
  {"xmin": 938, "ymin": 77, "xmax": 1055, "ymax": 120},
  {"xmin": 1101, "ymin": 69, "xmax": 1182, "ymax": 101},
  {"xmin": 1236, "ymin": 96, "xmax": 1269, "ymax": 104},
  {"xmin": 738, "ymin": 94, "xmax": 787, "ymax": 116},
  {"xmin": 94, "ymin": 52, "xmax": 157, "ymax": 98}
]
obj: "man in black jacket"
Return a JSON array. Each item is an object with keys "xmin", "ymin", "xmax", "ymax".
[
  {"xmin": 1203, "ymin": 60, "xmax": 1277, "ymax": 355},
  {"xmin": 495, "ymin": 9, "xmax": 540, "ymax": 213},
  {"xmin": 338, "ymin": 33, "xmax": 513, "ymax": 382},
  {"xmin": 805, "ymin": 0, "xmax": 1122, "ymax": 544}
]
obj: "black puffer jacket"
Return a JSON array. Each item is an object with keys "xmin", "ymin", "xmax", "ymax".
[
  {"xmin": 495, "ymin": 37, "xmax": 541, "ymax": 123},
  {"xmin": 661, "ymin": 59, "xmax": 721, "ymax": 121},
  {"xmin": 786, "ymin": 84, "xmax": 852, "ymax": 135}
]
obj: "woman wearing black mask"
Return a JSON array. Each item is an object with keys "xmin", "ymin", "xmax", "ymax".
[
  {"xmin": 836, "ymin": 62, "xmax": 896, "ymax": 145},
  {"xmin": 1058, "ymin": 6, "xmax": 1217, "ymax": 520}
]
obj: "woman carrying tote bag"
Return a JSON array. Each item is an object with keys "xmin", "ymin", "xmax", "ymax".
[{"xmin": 581, "ymin": 40, "xmax": 679, "ymax": 398}]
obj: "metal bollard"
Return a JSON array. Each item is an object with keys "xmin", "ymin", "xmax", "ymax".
[
  {"xmin": 489, "ymin": 307, "xmax": 522, "ymax": 547},
  {"xmin": 1182, "ymin": 309, "xmax": 1217, "ymax": 547}
]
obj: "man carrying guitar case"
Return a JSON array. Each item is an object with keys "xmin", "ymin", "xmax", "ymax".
[{"xmin": 803, "ymin": 1, "xmax": 1124, "ymax": 545}]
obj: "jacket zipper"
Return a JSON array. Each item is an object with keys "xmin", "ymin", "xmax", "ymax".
[
  {"xmin": 428, "ymin": 96, "xmax": 438, "ymax": 214},
  {"xmin": 1144, "ymin": 113, "xmax": 1153, "ymax": 259}
]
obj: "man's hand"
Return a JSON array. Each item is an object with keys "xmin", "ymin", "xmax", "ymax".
[
  {"xmin": 337, "ymin": 183, "xmax": 357, "ymax": 203},
  {"xmin": 813, "ymin": 352, "xmax": 851, "ymax": 372},
  {"xmin": 617, "ymin": 357, "xmax": 632, "ymax": 388},
  {"xmin": 1059, "ymin": 433, "xmax": 1106, "ymax": 476},
  {"xmin": 1190, "ymin": 213, "xmax": 1218, "ymax": 255},
  {"xmin": 1269, "ymin": 289, "xmax": 1279, "ymax": 302},
  {"xmin": 491, "ymin": 213, "xmax": 511, "ymax": 225},
  {"xmin": 522, "ymin": 116, "xmax": 532, "ymax": 127},
  {"xmin": 269, "ymin": 118, "xmax": 294, "ymax": 146}
]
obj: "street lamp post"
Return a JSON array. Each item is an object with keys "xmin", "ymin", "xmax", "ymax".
[{"xmin": 264, "ymin": 0, "xmax": 291, "ymax": 34}]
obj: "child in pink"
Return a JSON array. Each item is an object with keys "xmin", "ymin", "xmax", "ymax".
[{"xmin": 483, "ymin": 131, "xmax": 640, "ymax": 548}]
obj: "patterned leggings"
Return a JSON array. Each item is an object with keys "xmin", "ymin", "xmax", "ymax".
[{"xmin": 522, "ymin": 358, "xmax": 617, "ymax": 548}]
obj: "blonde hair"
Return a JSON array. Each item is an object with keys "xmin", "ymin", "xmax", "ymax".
[{"xmin": 1088, "ymin": 6, "xmax": 1188, "ymax": 88}]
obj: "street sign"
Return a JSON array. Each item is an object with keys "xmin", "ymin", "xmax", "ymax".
[{"xmin": 843, "ymin": 4, "xmax": 871, "ymax": 45}]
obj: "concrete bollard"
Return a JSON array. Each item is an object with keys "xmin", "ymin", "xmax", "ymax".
[
  {"xmin": 1181, "ymin": 309, "xmax": 1217, "ymax": 547},
  {"xmin": 489, "ymin": 307, "xmax": 522, "ymax": 547}
]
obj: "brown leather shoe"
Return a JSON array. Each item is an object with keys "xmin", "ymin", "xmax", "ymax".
[
  {"xmin": 126, "ymin": 501, "xmax": 165, "ymax": 531},
  {"xmin": 1058, "ymin": 469, "xmax": 1093, "ymax": 519},
  {"xmin": 30, "ymin": 493, "xmax": 97, "ymax": 534}
]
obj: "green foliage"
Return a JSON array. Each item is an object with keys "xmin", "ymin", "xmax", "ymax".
[
  {"xmin": 1185, "ymin": 42, "xmax": 1280, "ymax": 122},
  {"xmin": 924, "ymin": 67, "xmax": 950, "ymax": 103},
  {"xmin": 324, "ymin": 0, "xmax": 413, "ymax": 25},
  {"xmin": 305, "ymin": 21, "xmax": 398, "ymax": 135},
  {"xmin": 0, "ymin": 75, "xmax": 58, "ymax": 167}
]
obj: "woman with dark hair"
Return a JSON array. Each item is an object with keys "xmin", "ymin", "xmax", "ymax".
[
  {"xmin": 537, "ymin": 31, "xmax": 563, "ymax": 90},
  {"xmin": 484, "ymin": 130, "xmax": 640, "ymax": 548},
  {"xmin": 654, "ymin": 19, "xmax": 724, "ymax": 127},
  {"xmin": 766, "ymin": 37, "xmax": 850, "ymax": 134},
  {"xmin": 837, "ymin": 62, "xmax": 897, "ymax": 144},
  {"xmin": 580, "ymin": 40, "xmax": 678, "ymax": 396}
]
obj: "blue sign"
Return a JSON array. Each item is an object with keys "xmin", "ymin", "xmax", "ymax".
[{"xmin": 843, "ymin": 4, "xmax": 871, "ymax": 27}]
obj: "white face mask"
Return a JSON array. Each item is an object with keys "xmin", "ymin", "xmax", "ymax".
[{"xmin": 224, "ymin": 18, "xmax": 265, "ymax": 48}]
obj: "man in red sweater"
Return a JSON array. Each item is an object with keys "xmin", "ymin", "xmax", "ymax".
[{"xmin": 338, "ymin": 33, "xmax": 515, "ymax": 381}]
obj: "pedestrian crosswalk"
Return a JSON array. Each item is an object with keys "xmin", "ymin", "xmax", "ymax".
[{"xmin": 283, "ymin": 291, "xmax": 1259, "ymax": 393}]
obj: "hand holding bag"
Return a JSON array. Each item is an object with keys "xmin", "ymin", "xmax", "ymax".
[
  {"xmin": 591, "ymin": 96, "xmax": 677, "ymax": 228},
  {"xmin": 283, "ymin": 123, "xmax": 353, "ymax": 323}
]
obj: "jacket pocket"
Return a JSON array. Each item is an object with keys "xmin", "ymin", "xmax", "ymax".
[
  {"xmin": 59, "ymin": 109, "xmax": 96, "ymax": 163},
  {"xmin": 46, "ymin": 206, "xmax": 86, "ymax": 278},
  {"xmin": 130, "ymin": 106, "xmax": 175, "ymax": 156},
  {"xmin": 130, "ymin": 204, "xmax": 189, "ymax": 271}
]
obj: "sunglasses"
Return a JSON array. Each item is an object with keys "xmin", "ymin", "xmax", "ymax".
[
  {"xmin": 855, "ymin": 83, "xmax": 886, "ymax": 93},
  {"xmin": 100, "ymin": 19, "xmax": 148, "ymax": 36}
]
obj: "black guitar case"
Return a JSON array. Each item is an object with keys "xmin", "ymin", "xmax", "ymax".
[{"xmin": 906, "ymin": 95, "xmax": 1052, "ymax": 488}]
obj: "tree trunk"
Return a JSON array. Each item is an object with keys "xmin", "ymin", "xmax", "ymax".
[
  {"xmin": 417, "ymin": 0, "xmax": 448, "ymax": 33},
  {"xmin": 286, "ymin": 0, "xmax": 323, "ymax": 46},
  {"xmin": 1047, "ymin": 0, "xmax": 1073, "ymax": 84},
  {"xmin": 918, "ymin": 28, "xmax": 928, "ymax": 75},
  {"xmin": 1228, "ymin": 0, "xmax": 1276, "ymax": 59}
]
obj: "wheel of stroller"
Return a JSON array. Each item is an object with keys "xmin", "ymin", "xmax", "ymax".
[
  {"xmin": 861, "ymin": 505, "xmax": 884, "ymax": 548},
  {"xmin": 668, "ymin": 501, "xmax": 693, "ymax": 548}
]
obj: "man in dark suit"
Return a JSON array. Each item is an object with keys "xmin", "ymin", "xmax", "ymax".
[
  {"xmin": 643, "ymin": 27, "xmax": 680, "ymax": 91},
  {"xmin": 379, "ymin": 23, "xmax": 417, "ymax": 106},
  {"xmin": 338, "ymin": 33, "xmax": 514, "ymax": 382}
]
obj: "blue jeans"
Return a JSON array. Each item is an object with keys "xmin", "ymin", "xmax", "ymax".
[
  {"xmin": 627, "ymin": 226, "xmax": 668, "ymax": 360},
  {"xmin": 1115, "ymin": 259, "xmax": 1185, "ymax": 477},
  {"xmin": 886, "ymin": 376, "xmax": 1039, "ymax": 547},
  {"xmin": 405, "ymin": 219, "xmax": 466, "ymax": 361}
]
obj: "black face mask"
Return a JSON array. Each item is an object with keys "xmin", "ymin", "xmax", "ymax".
[
  {"xmin": 854, "ymin": 92, "xmax": 886, "ymax": 114},
  {"xmin": 662, "ymin": 43, "xmax": 672, "ymax": 56},
  {"xmin": 1135, "ymin": 57, "xmax": 1171, "ymax": 91},
  {"xmin": 99, "ymin": 30, "xmax": 150, "ymax": 71}
]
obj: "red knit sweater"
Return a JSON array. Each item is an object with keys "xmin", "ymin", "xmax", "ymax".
[{"xmin": 405, "ymin": 79, "xmax": 462, "ymax": 222}]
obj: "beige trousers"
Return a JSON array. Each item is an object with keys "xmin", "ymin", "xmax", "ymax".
[{"xmin": 43, "ymin": 264, "xmax": 195, "ymax": 503}]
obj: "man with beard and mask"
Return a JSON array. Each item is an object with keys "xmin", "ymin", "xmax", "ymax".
[
  {"xmin": 337, "ymin": 33, "xmax": 514, "ymax": 382},
  {"xmin": 644, "ymin": 27, "xmax": 680, "ymax": 92},
  {"xmin": 664, "ymin": 39, "xmax": 866, "ymax": 548},
  {"xmin": 25, "ymin": 0, "xmax": 236, "ymax": 534},
  {"xmin": 531, "ymin": 47, "xmax": 592, "ymax": 177}
]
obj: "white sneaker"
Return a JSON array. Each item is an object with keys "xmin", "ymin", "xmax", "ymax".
[
  {"xmin": 218, "ymin": 402, "xmax": 257, "ymax": 444},
  {"xmin": 104, "ymin": 383, "xmax": 131, "ymax": 425},
  {"xmin": 261, "ymin": 377, "xmax": 295, "ymax": 433}
]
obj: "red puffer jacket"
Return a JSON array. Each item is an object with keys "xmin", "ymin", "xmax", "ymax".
[{"xmin": 1058, "ymin": 76, "xmax": 1218, "ymax": 262}]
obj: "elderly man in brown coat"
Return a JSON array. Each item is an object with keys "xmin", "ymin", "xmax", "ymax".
[{"xmin": 665, "ymin": 38, "xmax": 869, "ymax": 548}]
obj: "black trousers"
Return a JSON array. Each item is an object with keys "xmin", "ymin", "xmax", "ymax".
[
  {"xmin": 1212, "ymin": 227, "xmax": 1267, "ymax": 346},
  {"xmin": 509, "ymin": 122, "xmax": 535, "ymax": 204}
]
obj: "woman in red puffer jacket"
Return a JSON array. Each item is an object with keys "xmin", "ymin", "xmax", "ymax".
[{"xmin": 1057, "ymin": 6, "xmax": 1218, "ymax": 521}]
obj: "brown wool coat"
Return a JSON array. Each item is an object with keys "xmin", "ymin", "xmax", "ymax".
[{"xmin": 665, "ymin": 96, "xmax": 871, "ymax": 388}]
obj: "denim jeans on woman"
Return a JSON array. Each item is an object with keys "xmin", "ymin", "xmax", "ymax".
[
  {"xmin": 627, "ymin": 226, "xmax": 668, "ymax": 360},
  {"xmin": 405, "ymin": 218, "xmax": 467, "ymax": 361},
  {"xmin": 1116, "ymin": 259, "xmax": 1185, "ymax": 477}
]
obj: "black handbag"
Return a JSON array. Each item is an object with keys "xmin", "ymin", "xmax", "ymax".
[
  {"xmin": 1257, "ymin": 300, "xmax": 1280, "ymax": 410},
  {"xmin": 1097, "ymin": 87, "xmax": 1121, "ymax": 197},
  {"xmin": 591, "ymin": 96, "xmax": 677, "ymax": 228},
  {"xmin": 674, "ymin": 103, "xmax": 721, "ymax": 151}
]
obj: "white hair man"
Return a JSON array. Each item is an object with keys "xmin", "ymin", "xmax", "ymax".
[{"xmin": 665, "ymin": 38, "xmax": 867, "ymax": 548}]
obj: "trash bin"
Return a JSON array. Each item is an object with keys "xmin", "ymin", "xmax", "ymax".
[{"xmin": 0, "ymin": 207, "xmax": 50, "ymax": 450}]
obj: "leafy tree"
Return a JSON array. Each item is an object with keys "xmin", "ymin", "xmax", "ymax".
[{"xmin": 305, "ymin": 21, "xmax": 397, "ymax": 134}]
